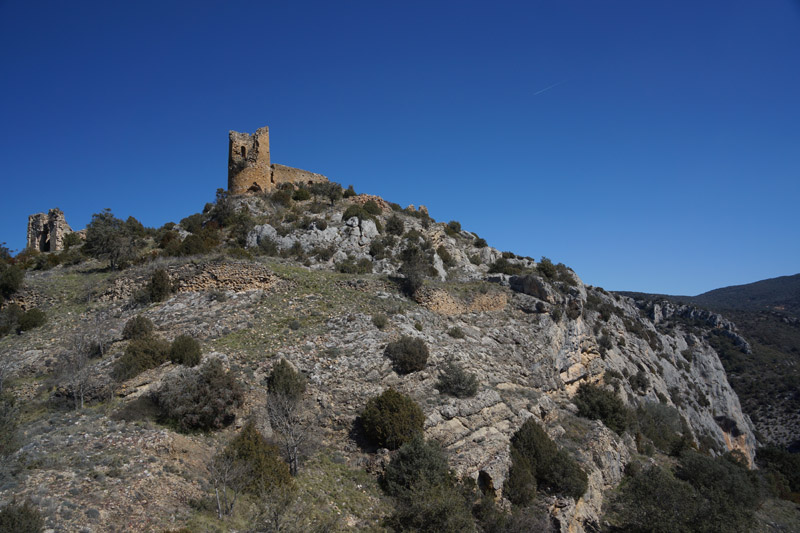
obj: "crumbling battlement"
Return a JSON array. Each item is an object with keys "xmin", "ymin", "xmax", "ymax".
[
  {"xmin": 228, "ymin": 126, "xmax": 329, "ymax": 195},
  {"xmin": 27, "ymin": 208, "xmax": 74, "ymax": 252}
]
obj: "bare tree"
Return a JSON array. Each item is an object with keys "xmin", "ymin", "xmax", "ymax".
[
  {"xmin": 266, "ymin": 391, "xmax": 310, "ymax": 476},
  {"xmin": 249, "ymin": 483, "xmax": 296, "ymax": 533},
  {"xmin": 207, "ymin": 450, "xmax": 248, "ymax": 519},
  {"xmin": 54, "ymin": 332, "xmax": 95, "ymax": 410}
]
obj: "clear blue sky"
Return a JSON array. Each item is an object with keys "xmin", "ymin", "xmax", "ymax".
[{"xmin": 1, "ymin": 1, "xmax": 798, "ymax": 295}]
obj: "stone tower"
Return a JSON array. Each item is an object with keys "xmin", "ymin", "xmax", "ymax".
[
  {"xmin": 228, "ymin": 126, "xmax": 272, "ymax": 195},
  {"xmin": 27, "ymin": 208, "xmax": 73, "ymax": 252}
]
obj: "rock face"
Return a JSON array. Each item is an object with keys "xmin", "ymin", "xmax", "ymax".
[
  {"xmin": 1, "ymin": 196, "xmax": 763, "ymax": 533},
  {"xmin": 26, "ymin": 208, "xmax": 74, "ymax": 252}
]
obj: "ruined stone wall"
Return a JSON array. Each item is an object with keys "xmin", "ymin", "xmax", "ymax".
[
  {"xmin": 228, "ymin": 127, "xmax": 271, "ymax": 195},
  {"xmin": 228, "ymin": 126, "xmax": 328, "ymax": 195},
  {"xmin": 27, "ymin": 208, "xmax": 73, "ymax": 252},
  {"xmin": 270, "ymin": 164, "xmax": 328, "ymax": 189}
]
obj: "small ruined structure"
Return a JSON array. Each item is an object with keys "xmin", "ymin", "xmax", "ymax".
[
  {"xmin": 27, "ymin": 208, "xmax": 74, "ymax": 252},
  {"xmin": 228, "ymin": 126, "xmax": 329, "ymax": 195}
]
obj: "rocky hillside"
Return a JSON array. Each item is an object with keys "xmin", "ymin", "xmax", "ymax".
[
  {"xmin": 622, "ymin": 275, "xmax": 800, "ymax": 451},
  {"xmin": 0, "ymin": 188, "xmax": 794, "ymax": 532}
]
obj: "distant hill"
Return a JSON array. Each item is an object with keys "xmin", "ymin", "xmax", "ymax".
[
  {"xmin": 691, "ymin": 274, "xmax": 800, "ymax": 317},
  {"xmin": 620, "ymin": 274, "xmax": 800, "ymax": 450}
]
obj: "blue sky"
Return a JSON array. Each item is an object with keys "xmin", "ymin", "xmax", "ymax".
[{"xmin": 1, "ymin": 1, "xmax": 798, "ymax": 295}]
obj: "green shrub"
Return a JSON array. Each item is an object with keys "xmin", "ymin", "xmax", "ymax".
[
  {"xmin": 343, "ymin": 184, "xmax": 357, "ymax": 198},
  {"xmin": 504, "ymin": 449, "xmax": 537, "ymax": 506},
  {"xmin": 0, "ymin": 501, "xmax": 44, "ymax": 533},
  {"xmin": 0, "ymin": 304, "xmax": 21, "ymax": 337},
  {"xmin": 536, "ymin": 257, "xmax": 557, "ymax": 279},
  {"xmin": 445, "ymin": 221, "xmax": 462, "ymax": 237},
  {"xmin": 312, "ymin": 244, "xmax": 335, "ymax": 261},
  {"xmin": 372, "ymin": 314, "xmax": 388, "ymax": 330},
  {"xmin": 399, "ymin": 245, "xmax": 432, "ymax": 295},
  {"xmin": 386, "ymin": 215, "xmax": 405, "ymax": 236},
  {"xmin": 336, "ymin": 257, "xmax": 373, "ymax": 274},
  {"xmin": 629, "ymin": 369, "xmax": 649, "ymax": 392},
  {"xmin": 573, "ymin": 383, "xmax": 631, "ymax": 435},
  {"xmin": 447, "ymin": 327, "xmax": 465, "ymax": 339},
  {"xmin": 385, "ymin": 336, "xmax": 429, "ymax": 374},
  {"xmin": 369, "ymin": 239, "xmax": 386, "ymax": 259},
  {"xmin": 634, "ymin": 402, "xmax": 685, "ymax": 454},
  {"xmin": 224, "ymin": 421, "xmax": 293, "ymax": 493},
  {"xmin": 169, "ymin": 335, "xmax": 201, "ymax": 366},
  {"xmin": 474, "ymin": 237, "xmax": 487, "ymax": 248},
  {"xmin": 112, "ymin": 336, "xmax": 170, "ymax": 381},
  {"xmin": 383, "ymin": 435, "xmax": 452, "ymax": 497},
  {"xmin": 361, "ymin": 389, "xmax": 424, "ymax": 449},
  {"xmin": 267, "ymin": 359, "xmax": 306, "ymax": 402},
  {"xmin": 506, "ymin": 418, "xmax": 587, "ymax": 503},
  {"xmin": 122, "ymin": 315, "xmax": 155, "ymax": 340},
  {"xmin": 17, "ymin": 308, "xmax": 46, "ymax": 332},
  {"xmin": 147, "ymin": 268, "xmax": 172, "ymax": 302},
  {"xmin": 271, "ymin": 189, "xmax": 293, "ymax": 207},
  {"xmin": 0, "ymin": 394, "xmax": 19, "ymax": 457},
  {"xmin": 382, "ymin": 436, "xmax": 475, "ymax": 533},
  {"xmin": 292, "ymin": 187, "xmax": 311, "ymax": 201},
  {"xmin": 488, "ymin": 258, "xmax": 525, "ymax": 276},
  {"xmin": 0, "ymin": 263, "xmax": 23, "ymax": 300},
  {"xmin": 436, "ymin": 245, "xmax": 455, "ymax": 267},
  {"xmin": 312, "ymin": 218, "xmax": 328, "ymax": 231},
  {"xmin": 63, "ymin": 232, "xmax": 83, "ymax": 249},
  {"xmin": 436, "ymin": 362, "xmax": 479, "ymax": 398},
  {"xmin": 258, "ymin": 237, "xmax": 280, "ymax": 256},
  {"xmin": 179, "ymin": 234, "xmax": 209, "ymax": 255},
  {"xmin": 342, "ymin": 204, "xmax": 370, "ymax": 222},
  {"xmin": 363, "ymin": 200, "xmax": 382, "ymax": 215},
  {"xmin": 155, "ymin": 359, "xmax": 243, "ymax": 432}
]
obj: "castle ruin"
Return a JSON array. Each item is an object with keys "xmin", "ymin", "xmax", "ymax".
[
  {"xmin": 228, "ymin": 126, "xmax": 329, "ymax": 195},
  {"xmin": 27, "ymin": 208, "xmax": 74, "ymax": 252}
]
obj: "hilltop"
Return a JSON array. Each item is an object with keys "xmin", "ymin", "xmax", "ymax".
[{"xmin": 1, "ymin": 183, "xmax": 798, "ymax": 532}]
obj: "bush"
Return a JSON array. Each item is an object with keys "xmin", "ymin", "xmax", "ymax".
[
  {"xmin": 385, "ymin": 336, "xmax": 429, "ymax": 374},
  {"xmin": 343, "ymin": 184, "xmax": 357, "ymax": 198},
  {"xmin": 267, "ymin": 359, "xmax": 306, "ymax": 402},
  {"xmin": 372, "ymin": 313, "xmax": 388, "ymax": 330},
  {"xmin": 399, "ymin": 245, "xmax": 432, "ymax": 295},
  {"xmin": 634, "ymin": 402, "xmax": 685, "ymax": 454},
  {"xmin": 488, "ymin": 258, "xmax": 525, "ymax": 276},
  {"xmin": 0, "ymin": 394, "xmax": 19, "ymax": 457},
  {"xmin": 0, "ymin": 501, "xmax": 44, "ymax": 533},
  {"xmin": 122, "ymin": 315, "xmax": 155, "ymax": 340},
  {"xmin": 342, "ymin": 204, "xmax": 370, "ymax": 222},
  {"xmin": 112, "ymin": 336, "xmax": 170, "ymax": 381},
  {"xmin": 629, "ymin": 369, "xmax": 649, "ymax": 392},
  {"xmin": 258, "ymin": 237, "xmax": 279, "ymax": 256},
  {"xmin": 0, "ymin": 304, "xmax": 21, "ymax": 338},
  {"xmin": 445, "ymin": 220, "xmax": 462, "ymax": 237},
  {"xmin": 336, "ymin": 257, "xmax": 373, "ymax": 274},
  {"xmin": 383, "ymin": 435, "xmax": 452, "ymax": 497},
  {"xmin": 292, "ymin": 187, "xmax": 311, "ymax": 201},
  {"xmin": 506, "ymin": 418, "xmax": 587, "ymax": 503},
  {"xmin": 155, "ymin": 359, "xmax": 243, "ymax": 432},
  {"xmin": 536, "ymin": 257, "xmax": 557, "ymax": 279},
  {"xmin": 17, "ymin": 308, "xmax": 46, "ymax": 332},
  {"xmin": 169, "ymin": 335, "xmax": 201, "ymax": 366},
  {"xmin": 147, "ymin": 268, "xmax": 172, "ymax": 302},
  {"xmin": 436, "ymin": 362, "xmax": 479, "ymax": 398},
  {"xmin": 271, "ymin": 189, "xmax": 293, "ymax": 207},
  {"xmin": 436, "ymin": 246, "xmax": 455, "ymax": 267},
  {"xmin": 386, "ymin": 215, "xmax": 405, "ymax": 236},
  {"xmin": 224, "ymin": 421, "xmax": 293, "ymax": 493},
  {"xmin": 363, "ymin": 200, "xmax": 382, "ymax": 215},
  {"xmin": 0, "ymin": 263, "xmax": 23, "ymax": 300},
  {"xmin": 474, "ymin": 237, "xmax": 487, "ymax": 248},
  {"xmin": 447, "ymin": 327, "xmax": 465, "ymax": 339},
  {"xmin": 573, "ymin": 383, "xmax": 631, "ymax": 435},
  {"xmin": 361, "ymin": 388, "xmax": 425, "ymax": 449}
]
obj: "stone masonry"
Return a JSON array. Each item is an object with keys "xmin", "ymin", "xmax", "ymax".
[
  {"xmin": 228, "ymin": 126, "xmax": 329, "ymax": 195},
  {"xmin": 27, "ymin": 208, "xmax": 73, "ymax": 252}
]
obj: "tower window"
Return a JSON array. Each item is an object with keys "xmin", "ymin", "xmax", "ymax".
[{"xmin": 241, "ymin": 146, "xmax": 246, "ymax": 158}]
